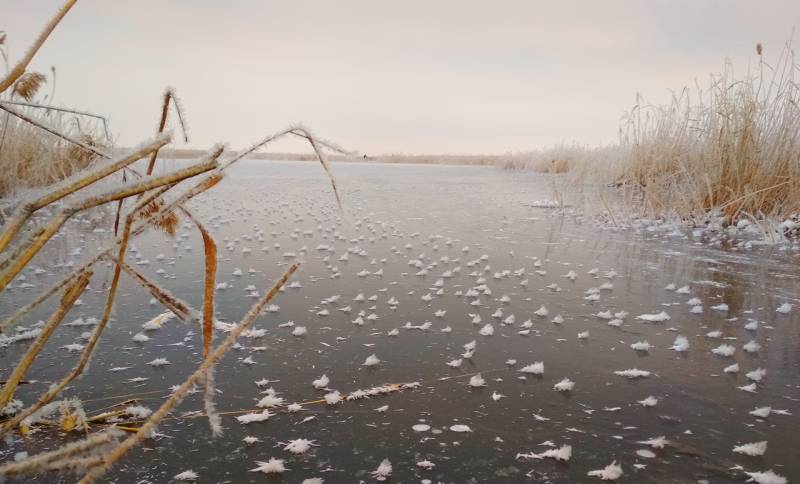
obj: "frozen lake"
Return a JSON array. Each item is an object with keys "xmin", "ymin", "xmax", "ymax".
[{"xmin": 1, "ymin": 160, "xmax": 799, "ymax": 483}]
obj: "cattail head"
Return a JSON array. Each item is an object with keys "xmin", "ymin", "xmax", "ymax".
[{"xmin": 756, "ymin": 43, "xmax": 763, "ymax": 56}]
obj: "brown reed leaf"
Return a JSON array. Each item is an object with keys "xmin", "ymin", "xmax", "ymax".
[{"xmin": 181, "ymin": 209, "xmax": 217, "ymax": 358}]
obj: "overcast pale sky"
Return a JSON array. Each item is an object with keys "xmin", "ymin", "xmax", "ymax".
[{"xmin": 3, "ymin": 1, "xmax": 799, "ymax": 154}]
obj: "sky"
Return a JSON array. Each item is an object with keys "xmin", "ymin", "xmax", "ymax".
[{"xmin": 3, "ymin": 1, "xmax": 800, "ymax": 154}]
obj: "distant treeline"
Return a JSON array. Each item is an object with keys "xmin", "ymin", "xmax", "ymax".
[{"xmin": 156, "ymin": 148, "xmax": 531, "ymax": 167}]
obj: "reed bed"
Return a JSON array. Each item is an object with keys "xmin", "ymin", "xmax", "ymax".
[
  {"xmin": 615, "ymin": 42, "xmax": 800, "ymax": 224},
  {"xmin": 0, "ymin": 6, "xmax": 109, "ymax": 199},
  {"xmin": 494, "ymin": 42, "xmax": 800, "ymax": 227},
  {"xmin": 0, "ymin": 79, "xmax": 107, "ymax": 198},
  {"xmin": 0, "ymin": 2, "xmax": 349, "ymax": 482}
]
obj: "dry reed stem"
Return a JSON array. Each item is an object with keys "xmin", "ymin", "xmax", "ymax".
[
  {"xmin": 92, "ymin": 380, "xmax": 419, "ymax": 429},
  {"xmin": 0, "ymin": 150, "xmax": 239, "ymax": 334},
  {"xmin": 219, "ymin": 127, "xmax": 295, "ymax": 170},
  {"xmin": 0, "ymin": 226, "xmax": 45, "ymax": 273},
  {"xmin": 0, "ymin": 100, "xmax": 111, "ymax": 140},
  {"xmin": 146, "ymin": 90, "xmax": 173, "ymax": 175},
  {"xmin": 181, "ymin": 208, "xmax": 221, "ymax": 435},
  {"xmin": 599, "ymin": 191, "xmax": 618, "ymax": 227},
  {"xmin": 78, "ymin": 262, "xmax": 300, "ymax": 484},
  {"xmin": 0, "ymin": 156, "xmax": 217, "ymax": 291},
  {"xmin": 0, "ymin": 271, "xmax": 91, "ymax": 408},
  {"xmin": 0, "ymin": 103, "xmax": 108, "ymax": 160},
  {"xmin": 0, "ymin": 211, "xmax": 72, "ymax": 290},
  {"xmin": 292, "ymin": 126, "xmax": 342, "ymax": 208},
  {"xmin": 0, "ymin": 214, "xmax": 136, "ymax": 437},
  {"xmin": 0, "ymin": 166, "xmax": 219, "ymax": 333},
  {"xmin": 115, "ymin": 88, "xmax": 191, "ymax": 235},
  {"xmin": 0, "ymin": 260, "xmax": 99, "ymax": 332},
  {"xmin": 0, "ymin": 185, "xmax": 171, "ymax": 333},
  {"xmin": 0, "ymin": 428, "xmax": 122, "ymax": 477},
  {"xmin": 201, "ymin": 365, "xmax": 222, "ymax": 437},
  {"xmin": 118, "ymin": 262, "xmax": 194, "ymax": 321},
  {"xmin": 145, "ymin": 88, "xmax": 189, "ymax": 176},
  {"xmin": 0, "ymin": 132, "xmax": 172, "ymax": 253},
  {"xmin": 31, "ymin": 457, "xmax": 106, "ymax": 475},
  {"xmin": 112, "ymin": 177, "xmax": 127, "ymax": 236},
  {"xmin": 218, "ymin": 124, "xmax": 347, "ymax": 208},
  {"xmin": 0, "ymin": 0, "xmax": 76, "ymax": 94},
  {"xmin": 85, "ymin": 410, "xmax": 126, "ymax": 423},
  {"xmin": 288, "ymin": 125, "xmax": 354, "ymax": 157}
]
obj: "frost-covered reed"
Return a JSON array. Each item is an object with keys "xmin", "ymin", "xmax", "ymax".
[
  {"xmin": 614, "ymin": 41, "xmax": 800, "ymax": 223},
  {"xmin": 0, "ymin": 83, "xmax": 107, "ymax": 198},
  {"xmin": 0, "ymin": 5, "xmax": 110, "ymax": 198},
  {"xmin": 0, "ymin": 1, "xmax": 347, "ymax": 481},
  {"xmin": 493, "ymin": 42, "xmax": 800, "ymax": 226}
]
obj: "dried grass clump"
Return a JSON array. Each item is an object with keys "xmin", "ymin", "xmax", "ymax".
[
  {"xmin": 0, "ymin": 71, "xmax": 107, "ymax": 197},
  {"xmin": 0, "ymin": 6, "xmax": 110, "ymax": 198},
  {"xmin": 615, "ymin": 41, "xmax": 800, "ymax": 223}
]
